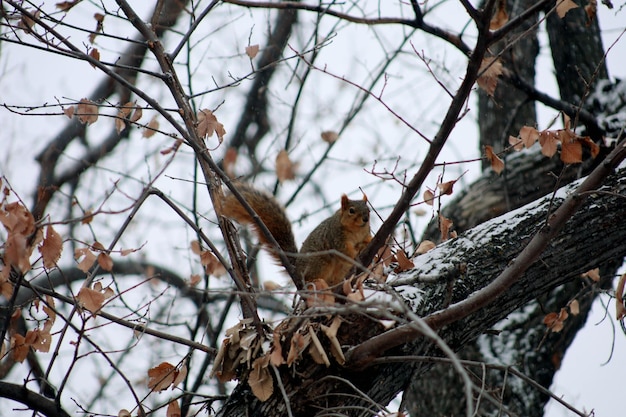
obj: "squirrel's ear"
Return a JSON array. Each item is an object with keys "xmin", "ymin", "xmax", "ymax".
[
  {"xmin": 341, "ymin": 194, "xmax": 349, "ymax": 209},
  {"xmin": 362, "ymin": 193, "xmax": 367, "ymax": 202}
]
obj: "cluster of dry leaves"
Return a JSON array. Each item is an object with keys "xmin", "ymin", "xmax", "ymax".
[
  {"xmin": 0, "ymin": 186, "xmax": 127, "ymax": 363},
  {"xmin": 6, "ymin": 296, "xmax": 56, "ymax": 363},
  {"xmin": 0, "ymin": 195, "xmax": 61, "ymax": 297},
  {"xmin": 483, "ymin": 116, "xmax": 600, "ymax": 175},
  {"xmin": 542, "ymin": 268, "xmax": 603, "ymax": 335},
  {"xmin": 209, "ymin": 315, "xmax": 346, "ymax": 402}
]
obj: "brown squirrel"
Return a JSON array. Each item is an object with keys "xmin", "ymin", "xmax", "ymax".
[{"xmin": 220, "ymin": 183, "xmax": 371, "ymax": 287}]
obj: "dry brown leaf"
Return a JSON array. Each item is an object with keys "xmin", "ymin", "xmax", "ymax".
[
  {"xmin": 485, "ymin": 145, "xmax": 505, "ymax": 174},
  {"xmin": 147, "ymin": 362, "xmax": 177, "ymax": 392},
  {"xmin": 490, "ymin": 0, "xmax": 509, "ymax": 30},
  {"xmin": 508, "ymin": 135, "xmax": 524, "ymax": 151},
  {"xmin": 90, "ymin": 13, "xmax": 105, "ymax": 44},
  {"xmin": 437, "ymin": 179, "xmax": 457, "ymax": 196},
  {"xmin": 143, "ymin": 116, "xmax": 159, "ymax": 138},
  {"xmin": 130, "ymin": 106, "xmax": 142, "ymax": 123},
  {"xmin": 97, "ymin": 252, "xmax": 113, "ymax": 271},
  {"xmin": 190, "ymin": 240, "xmax": 202, "ymax": 255},
  {"xmin": 248, "ymin": 355, "xmax": 273, "ymax": 401},
  {"xmin": 519, "ymin": 126, "xmax": 540, "ymax": 148},
  {"xmin": 568, "ymin": 299, "xmax": 580, "ymax": 315},
  {"xmin": 321, "ymin": 131, "xmax": 339, "ymax": 143},
  {"xmin": 173, "ymin": 364, "xmax": 187, "ymax": 387},
  {"xmin": 63, "ymin": 106, "xmax": 75, "ymax": 119},
  {"xmin": 92, "ymin": 241, "xmax": 105, "ymax": 251},
  {"xmin": 321, "ymin": 317, "xmax": 345, "ymax": 365},
  {"xmin": 439, "ymin": 214, "xmax": 454, "ymax": 242},
  {"xmin": 276, "ymin": 150, "xmax": 297, "ymax": 182},
  {"xmin": 39, "ymin": 225, "xmax": 62, "ymax": 269},
  {"xmin": 1, "ymin": 201, "xmax": 35, "ymax": 235},
  {"xmin": 75, "ymin": 248, "xmax": 96, "ymax": 272},
  {"xmin": 286, "ymin": 331, "xmax": 310, "ymax": 366},
  {"xmin": 559, "ymin": 130, "xmax": 582, "ymax": 164},
  {"xmin": 539, "ymin": 130, "xmax": 559, "ymax": 157},
  {"xmin": 56, "ymin": 1, "xmax": 80, "ymax": 11},
  {"xmin": 245, "ymin": 44, "xmax": 260, "ymax": 59},
  {"xmin": 269, "ymin": 331, "xmax": 285, "ymax": 366},
  {"xmin": 423, "ymin": 189, "xmax": 435, "ymax": 206},
  {"xmin": 76, "ymin": 98, "xmax": 99, "ymax": 125},
  {"xmin": 556, "ymin": 0, "xmax": 579, "ymax": 18},
  {"xmin": 19, "ymin": 9, "xmax": 40, "ymax": 33},
  {"xmin": 415, "ymin": 240, "xmax": 436, "ymax": 255},
  {"xmin": 543, "ymin": 308, "xmax": 569, "ymax": 333},
  {"xmin": 115, "ymin": 102, "xmax": 134, "ymax": 134},
  {"xmin": 10, "ymin": 334, "xmax": 29, "ymax": 363},
  {"xmin": 395, "ymin": 250, "xmax": 414, "ymax": 272},
  {"xmin": 196, "ymin": 109, "xmax": 226, "ymax": 140},
  {"xmin": 81, "ymin": 209, "xmax": 94, "ymax": 224},
  {"xmin": 308, "ymin": 329, "xmax": 330, "ymax": 366},
  {"xmin": 77, "ymin": 287, "xmax": 105, "ymax": 313},
  {"xmin": 4, "ymin": 233, "xmax": 31, "ymax": 273},
  {"xmin": 189, "ymin": 274, "xmax": 201, "ymax": 287},
  {"xmin": 477, "ymin": 57, "xmax": 503, "ymax": 96},
  {"xmin": 88, "ymin": 48, "xmax": 100, "ymax": 68},
  {"xmin": 166, "ymin": 400, "xmax": 181, "ymax": 417},
  {"xmin": 27, "ymin": 328, "xmax": 51, "ymax": 353}
]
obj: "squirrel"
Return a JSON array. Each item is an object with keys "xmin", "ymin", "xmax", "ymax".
[{"xmin": 220, "ymin": 183, "xmax": 372, "ymax": 288}]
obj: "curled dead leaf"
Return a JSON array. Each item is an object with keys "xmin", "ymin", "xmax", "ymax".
[
  {"xmin": 248, "ymin": 354, "xmax": 273, "ymax": 401},
  {"xmin": 485, "ymin": 145, "xmax": 505, "ymax": 174},
  {"xmin": 76, "ymin": 286, "xmax": 105, "ymax": 314},
  {"xmin": 39, "ymin": 225, "xmax": 62, "ymax": 270},
  {"xmin": 76, "ymin": 98, "xmax": 99, "ymax": 125},
  {"xmin": 543, "ymin": 308, "xmax": 569, "ymax": 333},
  {"xmin": 147, "ymin": 362, "xmax": 177, "ymax": 392},
  {"xmin": 477, "ymin": 57, "xmax": 503, "ymax": 96},
  {"xmin": 276, "ymin": 150, "xmax": 297, "ymax": 182},
  {"xmin": 415, "ymin": 240, "xmax": 436, "ymax": 255},
  {"xmin": 321, "ymin": 131, "xmax": 339, "ymax": 143},
  {"xmin": 245, "ymin": 44, "xmax": 260, "ymax": 59},
  {"xmin": 423, "ymin": 189, "xmax": 435, "ymax": 206}
]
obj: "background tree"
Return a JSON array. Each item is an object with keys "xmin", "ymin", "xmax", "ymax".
[{"xmin": 0, "ymin": 1, "xmax": 625, "ymax": 417}]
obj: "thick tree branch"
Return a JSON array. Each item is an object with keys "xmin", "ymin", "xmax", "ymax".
[
  {"xmin": 348, "ymin": 138, "xmax": 626, "ymax": 367},
  {"xmin": 0, "ymin": 382, "xmax": 71, "ymax": 417}
]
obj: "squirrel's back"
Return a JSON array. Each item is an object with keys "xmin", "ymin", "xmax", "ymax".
[{"xmin": 221, "ymin": 184, "xmax": 371, "ymax": 287}]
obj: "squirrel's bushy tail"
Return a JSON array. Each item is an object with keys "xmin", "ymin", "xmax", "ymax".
[{"xmin": 220, "ymin": 183, "xmax": 298, "ymax": 265}]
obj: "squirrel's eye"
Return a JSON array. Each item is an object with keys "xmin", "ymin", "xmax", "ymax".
[{"xmin": 349, "ymin": 208, "xmax": 355, "ymax": 214}]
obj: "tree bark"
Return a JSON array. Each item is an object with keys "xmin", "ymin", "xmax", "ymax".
[{"xmin": 478, "ymin": 0, "xmax": 539, "ymax": 161}]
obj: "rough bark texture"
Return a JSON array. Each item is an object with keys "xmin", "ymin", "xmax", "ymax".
[
  {"xmin": 215, "ymin": 164, "xmax": 626, "ymax": 416},
  {"xmin": 546, "ymin": 1, "xmax": 608, "ymax": 104},
  {"xmin": 478, "ymin": 0, "xmax": 539, "ymax": 161}
]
